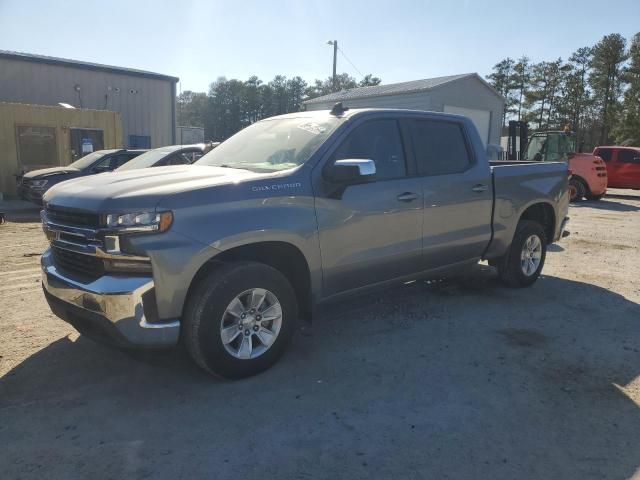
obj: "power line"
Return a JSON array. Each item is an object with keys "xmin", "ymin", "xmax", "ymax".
[{"xmin": 337, "ymin": 46, "xmax": 363, "ymax": 77}]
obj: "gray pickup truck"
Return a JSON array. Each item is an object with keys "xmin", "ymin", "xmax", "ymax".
[{"xmin": 41, "ymin": 106, "xmax": 570, "ymax": 378}]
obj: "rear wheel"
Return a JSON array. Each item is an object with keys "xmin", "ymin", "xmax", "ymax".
[
  {"xmin": 569, "ymin": 177, "xmax": 586, "ymax": 202},
  {"xmin": 183, "ymin": 261, "xmax": 297, "ymax": 379},
  {"xmin": 497, "ymin": 220, "xmax": 547, "ymax": 288}
]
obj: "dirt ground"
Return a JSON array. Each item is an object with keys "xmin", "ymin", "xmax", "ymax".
[{"xmin": 1, "ymin": 189, "xmax": 639, "ymax": 479}]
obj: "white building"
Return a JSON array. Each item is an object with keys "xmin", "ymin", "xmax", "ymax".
[{"xmin": 304, "ymin": 73, "xmax": 505, "ymax": 147}]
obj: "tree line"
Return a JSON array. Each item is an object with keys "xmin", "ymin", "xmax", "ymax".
[
  {"xmin": 487, "ymin": 32, "xmax": 640, "ymax": 150},
  {"xmin": 177, "ymin": 73, "xmax": 381, "ymax": 142},
  {"xmin": 178, "ymin": 31, "xmax": 640, "ymax": 150}
]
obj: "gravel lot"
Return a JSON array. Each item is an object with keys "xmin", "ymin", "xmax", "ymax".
[{"xmin": 1, "ymin": 189, "xmax": 639, "ymax": 479}]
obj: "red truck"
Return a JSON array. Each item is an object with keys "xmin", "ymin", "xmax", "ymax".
[{"xmin": 592, "ymin": 146, "xmax": 640, "ymax": 190}]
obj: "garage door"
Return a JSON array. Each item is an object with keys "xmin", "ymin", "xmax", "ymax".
[{"xmin": 444, "ymin": 105, "xmax": 491, "ymax": 147}]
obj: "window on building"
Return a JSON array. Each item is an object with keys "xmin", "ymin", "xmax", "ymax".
[
  {"xmin": 16, "ymin": 126, "xmax": 58, "ymax": 167},
  {"xmin": 409, "ymin": 120, "xmax": 472, "ymax": 176},
  {"xmin": 69, "ymin": 128, "xmax": 104, "ymax": 161},
  {"xmin": 332, "ymin": 120, "xmax": 407, "ymax": 180},
  {"xmin": 129, "ymin": 135, "xmax": 151, "ymax": 149}
]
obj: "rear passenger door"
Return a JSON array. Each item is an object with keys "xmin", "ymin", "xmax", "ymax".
[{"xmin": 405, "ymin": 118, "xmax": 493, "ymax": 270}]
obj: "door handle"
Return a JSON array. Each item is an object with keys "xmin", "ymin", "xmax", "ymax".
[
  {"xmin": 397, "ymin": 192, "xmax": 420, "ymax": 202},
  {"xmin": 471, "ymin": 184, "xmax": 488, "ymax": 193}
]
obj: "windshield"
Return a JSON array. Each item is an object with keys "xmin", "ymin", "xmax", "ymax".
[
  {"xmin": 68, "ymin": 151, "xmax": 110, "ymax": 170},
  {"xmin": 196, "ymin": 117, "xmax": 342, "ymax": 172},
  {"xmin": 117, "ymin": 149, "xmax": 177, "ymax": 171},
  {"xmin": 524, "ymin": 133, "xmax": 576, "ymax": 162}
]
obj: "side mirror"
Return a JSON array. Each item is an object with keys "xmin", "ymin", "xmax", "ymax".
[
  {"xmin": 634, "ymin": 156, "xmax": 640, "ymax": 164},
  {"xmin": 326, "ymin": 159, "xmax": 376, "ymax": 183}
]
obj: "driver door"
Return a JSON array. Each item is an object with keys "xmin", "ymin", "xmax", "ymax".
[{"xmin": 314, "ymin": 118, "xmax": 424, "ymax": 296}]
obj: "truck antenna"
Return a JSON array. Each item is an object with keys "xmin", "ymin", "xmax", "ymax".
[{"xmin": 330, "ymin": 102, "xmax": 349, "ymax": 116}]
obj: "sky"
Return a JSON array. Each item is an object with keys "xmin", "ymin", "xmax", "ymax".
[{"xmin": 1, "ymin": 0, "xmax": 639, "ymax": 93}]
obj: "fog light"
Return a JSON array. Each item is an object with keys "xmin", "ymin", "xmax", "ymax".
[{"xmin": 104, "ymin": 235, "xmax": 120, "ymax": 253}]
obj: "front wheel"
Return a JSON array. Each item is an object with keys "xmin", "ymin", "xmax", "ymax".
[
  {"xmin": 183, "ymin": 261, "xmax": 297, "ymax": 379},
  {"xmin": 497, "ymin": 220, "xmax": 547, "ymax": 288}
]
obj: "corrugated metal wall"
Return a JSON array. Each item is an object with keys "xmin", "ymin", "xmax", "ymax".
[
  {"xmin": 305, "ymin": 76, "xmax": 504, "ymax": 146},
  {"xmin": 0, "ymin": 57, "xmax": 174, "ymax": 148},
  {"xmin": 0, "ymin": 102, "xmax": 122, "ymax": 196}
]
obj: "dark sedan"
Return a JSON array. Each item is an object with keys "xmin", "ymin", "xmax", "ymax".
[{"xmin": 17, "ymin": 149, "xmax": 146, "ymax": 204}]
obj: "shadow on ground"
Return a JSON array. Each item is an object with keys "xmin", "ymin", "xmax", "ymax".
[
  {"xmin": 1, "ymin": 266, "xmax": 639, "ymax": 479},
  {"xmin": 571, "ymin": 198, "xmax": 640, "ymax": 212}
]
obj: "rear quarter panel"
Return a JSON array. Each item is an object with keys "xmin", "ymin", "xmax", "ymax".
[{"xmin": 486, "ymin": 161, "xmax": 569, "ymax": 259}]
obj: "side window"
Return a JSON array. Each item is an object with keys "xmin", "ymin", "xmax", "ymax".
[
  {"xmin": 597, "ymin": 148, "xmax": 612, "ymax": 162},
  {"xmin": 111, "ymin": 154, "xmax": 132, "ymax": 169},
  {"xmin": 92, "ymin": 156, "xmax": 112, "ymax": 171},
  {"xmin": 333, "ymin": 119, "xmax": 406, "ymax": 180},
  {"xmin": 409, "ymin": 120, "xmax": 471, "ymax": 176},
  {"xmin": 618, "ymin": 150, "xmax": 637, "ymax": 163}
]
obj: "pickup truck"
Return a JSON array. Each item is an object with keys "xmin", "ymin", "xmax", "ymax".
[
  {"xmin": 593, "ymin": 146, "xmax": 640, "ymax": 190},
  {"xmin": 40, "ymin": 106, "xmax": 570, "ymax": 379}
]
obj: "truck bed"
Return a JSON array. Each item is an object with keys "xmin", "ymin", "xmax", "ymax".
[{"xmin": 484, "ymin": 160, "xmax": 569, "ymax": 259}]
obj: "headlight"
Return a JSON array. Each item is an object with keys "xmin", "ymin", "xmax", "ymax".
[
  {"xmin": 104, "ymin": 211, "xmax": 173, "ymax": 233},
  {"xmin": 30, "ymin": 180, "xmax": 48, "ymax": 188}
]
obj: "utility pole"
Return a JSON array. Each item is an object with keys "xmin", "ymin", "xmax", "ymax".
[{"xmin": 327, "ymin": 40, "xmax": 338, "ymax": 91}]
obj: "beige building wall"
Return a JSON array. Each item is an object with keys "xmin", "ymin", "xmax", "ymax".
[{"xmin": 0, "ymin": 102, "xmax": 122, "ymax": 196}]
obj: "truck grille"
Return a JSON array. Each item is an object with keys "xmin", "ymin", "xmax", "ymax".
[
  {"xmin": 46, "ymin": 206, "xmax": 101, "ymax": 228},
  {"xmin": 52, "ymin": 246, "xmax": 105, "ymax": 279}
]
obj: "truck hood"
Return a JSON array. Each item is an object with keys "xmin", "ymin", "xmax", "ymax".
[
  {"xmin": 23, "ymin": 166, "xmax": 80, "ymax": 179},
  {"xmin": 43, "ymin": 165, "xmax": 260, "ymax": 212}
]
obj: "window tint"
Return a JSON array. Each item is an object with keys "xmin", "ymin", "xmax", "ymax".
[
  {"xmin": 111, "ymin": 154, "xmax": 132, "ymax": 169},
  {"xmin": 333, "ymin": 119, "xmax": 406, "ymax": 180},
  {"xmin": 618, "ymin": 149, "xmax": 638, "ymax": 163},
  {"xmin": 92, "ymin": 156, "xmax": 112, "ymax": 171},
  {"xmin": 597, "ymin": 148, "xmax": 612, "ymax": 162},
  {"xmin": 409, "ymin": 120, "xmax": 471, "ymax": 175}
]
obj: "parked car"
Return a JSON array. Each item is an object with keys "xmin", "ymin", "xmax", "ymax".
[
  {"xmin": 522, "ymin": 130, "xmax": 608, "ymax": 201},
  {"xmin": 115, "ymin": 143, "xmax": 218, "ymax": 171},
  {"xmin": 17, "ymin": 149, "xmax": 146, "ymax": 205},
  {"xmin": 40, "ymin": 106, "xmax": 570, "ymax": 379},
  {"xmin": 592, "ymin": 146, "xmax": 640, "ymax": 190}
]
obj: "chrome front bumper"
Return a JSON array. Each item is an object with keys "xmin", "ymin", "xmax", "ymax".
[{"xmin": 41, "ymin": 249, "xmax": 179, "ymax": 347}]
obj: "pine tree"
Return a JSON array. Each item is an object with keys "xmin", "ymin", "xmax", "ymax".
[
  {"xmin": 613, "ymin": 33, "xmax": 640, "ymax": 144},
  {"xmin": 512, "ymin": 56, "xmax": 531, "ymax": 122},
  {"xmin": 589, "ymin": 33, "xmax": 628, "ymax": 144},
  {"xmin": 487, "ymin": 58, "xmax": 516, "ymax": 126}
]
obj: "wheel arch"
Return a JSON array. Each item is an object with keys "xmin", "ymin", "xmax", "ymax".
[
  {"xmin": 186, "ymin": 241, "xmax": 313, "ymax": 319},
  {"xmin": 518, "ymin": 201, "xmax": 556, "ymax": 244}
]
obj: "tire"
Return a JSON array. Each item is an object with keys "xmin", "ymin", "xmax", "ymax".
[
  {"xmin": 585, "ymin": 192, "xmax": 605, "ymax": 201},
  {"xmin": 569, "ymin": 177, "xmax": 586, "ymax": 202},
  {"xmin": 183, "ymin": 261, "xmax": 297, "ymax": 379},
  {"xmin": 497, "ymin": 220, "xmax": 547, "ymax": 288}
]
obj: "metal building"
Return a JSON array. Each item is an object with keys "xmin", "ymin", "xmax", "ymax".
[
  {"xmin": 303, "ymin": 73, "xmax": 505, "ymax": 147},
  {"xmin": 0, "ymin": 102, "xmax": 123, "ymax": 196},
  {"xmin": 0, "ymin": 50, "xmax": 178, "ymax": 149}
]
